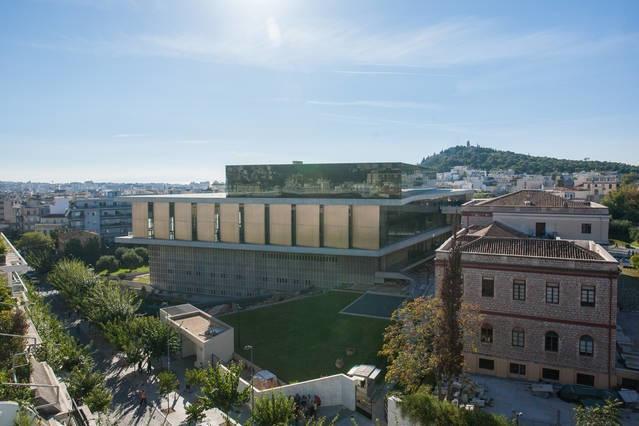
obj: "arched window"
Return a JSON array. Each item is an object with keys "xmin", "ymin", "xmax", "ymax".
[
  {"xmin": 579, "ymin": 335, "xmax": 594, "ymax": 356},
  {"xmin": 481, "ymin": 324, "xmax": 493, "ymax": 344},
  {"xmin": 545, "ymin": 331, "xmax": 559, "ymax": 352}
]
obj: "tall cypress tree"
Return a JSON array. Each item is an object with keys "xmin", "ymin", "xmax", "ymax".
[{"xmin": 437, "ymin": 229, "xmax": 465, "ymax": 400}]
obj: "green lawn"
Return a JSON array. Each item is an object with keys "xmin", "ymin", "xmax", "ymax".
[
  {"xmin": 99, "ymin": 265, "xmax": 149, "ymax": 277},
  {"xmin": 222, "ymin": 291, "xmax": 389, "ymax": 383}
]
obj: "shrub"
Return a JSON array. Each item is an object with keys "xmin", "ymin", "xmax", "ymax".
[
  {"xmin": 121, "ymin": 251, "xmax": 143, "ymax": 270},
  {"xmin": 95, "ymin": 255, "xmax": 119, "ymax": 273},
  {"xmin": 114, "ymin": 247, "xmax": 129, "ymax": 260},
  {"xmin": 134, "ymin": 247, "xmax": 149, "ymax": 264}
]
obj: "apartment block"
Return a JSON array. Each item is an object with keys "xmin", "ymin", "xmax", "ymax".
[
  {"xmin": 116, "ymin": 162, "xmax": 471, "ymax": 297},
  {"xmin": 461, "ymin": 190, "xmax": 610, "ymax": 244},
  {"xmin": 68, "ymin": 196, "xmax": 132, "ymax": 243},
  {"xmin": 436, "ymin": 224, "xmax": 619, "ymax": 388}
]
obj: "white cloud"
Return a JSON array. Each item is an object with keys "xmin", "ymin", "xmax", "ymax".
[
  {"xmin": 306, "ymin": 100, "xmax": 439, "ymax": 109},
  {"xmin": 266, "ymin": 17, "xmax": 282, "ymax": 47},
  {"xmin": 130, "ymin": 17, "xmax": 637, "ymax": 70}
]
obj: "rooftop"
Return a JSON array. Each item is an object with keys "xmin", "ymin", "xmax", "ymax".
[
  {"xmin": 161, "ymin": 303, "xmax": 230, "ymax": 342},
  {"xmin": 469, "ymin": 189, "xmax": 600, "ymax": 208},
  {"xmin": 466, "ymin": 222, "xmax": 528, "ymax": 239},
  {"xmin": 460, "ymin": 237, "xmax": 604, "ymax": 260},
  {"xmin": 119, "ymin": 187, "xmax": 471, "ymax": 206}
]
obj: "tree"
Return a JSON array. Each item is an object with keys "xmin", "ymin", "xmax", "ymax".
[
  {"xmin": 84, "ymin": 281, "xmax": 141, "ymax": 325},
  {"xmin": 380, "ymin": 256, "xmax": 479, "ymax": 395},
  {"xmin": 95, "ymin": 255, "xmax": 119, "ymax": 273},
  {"xmin": 399, "ymin": 389, "xmax": 510, "ymax": 426},
  {"xmin": 436, "ymin": 236, "xmax": 464, "ymax": 400},
  {"xmin": 185, "ymin": 401, "xmax": 206, "ymax": 425},
  {"xmin": 114, "ymin": 247, "xmax": 129, "ymax": 260},
  {"xmin": 84, "ymin": 384, "xmax": 113, "ymax": 413},
  {"xmin": 574, "ymin": 399, "xmax": 621, "ymax": 426},
  {"xmin": 135, "ymin": 316, "xmax": 180, "ymax": 366},
  {"xmin": 380, "ymin": 297, "xmax": 439, "ymax": 392},
  {"xmin": 0, "ymin": 308, "xmax": 29, "ymax": 370},
  {"xmin": 603, "ymin": 185, "xmax": 639, "ymax": 223},
  {"xmin": 186, "ymin": 362, "xmax": 250, "ymax": 420},
  {"xmin": 631, "ymin": 254, "xmax": 639, "ymax": 269},
  {"xmin": 67, "ymin": 365, "xmax": 105, "ymax": 401},
  {"xmin": 121, "ymin": 250, "xmax": 143, "ymax": 270},
  {"xmin": 16, "ymin": 231, "xmax": 55, "ymax": 273},
  {"xmin": 48, "ymin": 259, "xmax": 99, "ymax": 311},
  {"xmin": 134, "ymin": 247, "xmax": 149, "ymax": 264},
  {"xmin": 157, "ymin": 370, "xmax": 180, "ymax": 413},
  {"xmin": 247, "ymin": 393, "xmax": 296, "ymax": 426},
  {"xmin": 609, "ymin": 219, "xmax": 633, "ymax": 242}
]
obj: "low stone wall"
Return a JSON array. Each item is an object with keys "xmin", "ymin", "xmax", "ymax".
[{"xmin": 227, "ymin": 363, "xmax": 357, "ymax": 411}]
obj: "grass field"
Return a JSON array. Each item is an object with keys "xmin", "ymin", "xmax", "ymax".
[
  {"xmin": 222, "ymin": 291, "xmax": 389, "ymax": 383},
  {"xmin": 98, "ymin": 265, "xmax": 149, "ymax": 277}
]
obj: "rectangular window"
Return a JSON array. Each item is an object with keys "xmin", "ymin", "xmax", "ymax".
[
  {"xmin": 581, "ymin": 223, "xmax": 592, "ymax": 234},
  {"xmin": 546, "ymin": 282, "xmax": 560, "ymax": 304},
  {"xmin": 291, "ymin": 204, "xmax": 296, "ymax": 246},
  {"xmin": 481, "ymin": 277, "xmax": 494, "ymax": 297},
  {"xmin": 264, "ymin": 204, "xmax": 270, "ymax": 244},
  {"xmin": 238, "ymin": 203, "xmax": 245, "ymax": 243},
  {"xmin": 319, "ymin": 204, "xmax": 325, "ymax": 247},
  {"xmin": 581, "ymin": 285, "xmax": 596, "ymax": 307},
  {"xmin": 214, "ymin": 204, "xmax": 221, "ymax": 242},
  {"xmin": 535, "ymin": 222, "xmax": 546, "ymax": 237},
  {"xmin": 147, "ymin": 202, "xmax": 154, "ymax": 238},
  {"xmin": 576, "ymin": 373, "xmax": 595, "ymax": 387},
  {"xmin": 542, "ymin": 368, "xmax": 560, "ymax": 381},
  {"xmin": 478, "ymin": 358, "xmax": 494, "ymax": 371},
  {"xmin": 509, "ymin": 363, "xmax": 526, "ymax": 376},
  {"xmin": 511, "ymin": 329, "xmax": 525, "ymax": 347},
  {"xmin": 168, "ymin": 202, "xmax": 175, "ymax": 240},
  {"xmin": 191, "ymin": 203, "xmax": 198, "ymax": 241},
  {"xmin": 480, "ymin": 326, "xmax": 493, "ymax": 344},
  {"xmin": 513, "ymin": 280, "xmax": 526, "ymax": 301}
]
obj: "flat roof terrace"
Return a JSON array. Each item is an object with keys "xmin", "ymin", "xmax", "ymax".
[{"xmin": 161, "ymin": 304, "xmax": 231, "ymax": 343}]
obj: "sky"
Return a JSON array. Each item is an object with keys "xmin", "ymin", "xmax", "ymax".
[{"xmin": 1, "ymin": 0, "xmax": 638, "ymax": 183}]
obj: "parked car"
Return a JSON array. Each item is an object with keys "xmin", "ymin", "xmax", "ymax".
[{"xmin": 558, "ymin": 384, "xmax": 621, "ymax": 406}]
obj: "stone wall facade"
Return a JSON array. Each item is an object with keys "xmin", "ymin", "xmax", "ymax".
[{"xmin": 435, "ymin": 243, "xmax": 618, "ymax": 389}]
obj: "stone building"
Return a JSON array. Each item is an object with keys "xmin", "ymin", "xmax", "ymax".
[
  {"xmin": 436, "ymin": 223, "xmax": 619, "ymax": 388},
  {"xmin": 461, "ymin": 190, "xmax": 610, "ymax": 244}
]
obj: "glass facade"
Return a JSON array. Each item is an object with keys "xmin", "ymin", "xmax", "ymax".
[
  {"xmin": 226, "ymin": 162, "xmax": 429, "ymax": 199},
  {"xmin": 380, "ymin": 201, "xmax": 447, "ymax": 246}
]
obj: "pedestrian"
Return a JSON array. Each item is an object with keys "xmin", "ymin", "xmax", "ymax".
[{"xmin": 139, "ymin": 388, "xmax": 147, "ymax": 407}]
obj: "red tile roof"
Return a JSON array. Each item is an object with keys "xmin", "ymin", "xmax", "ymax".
[{"xmin": 460, "ymin": 237, "xmax": 602, "ymax": 260}]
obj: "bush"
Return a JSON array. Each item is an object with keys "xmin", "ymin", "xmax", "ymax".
[
  {"xmin": 114, "ymin": 247, "xmax": 129, "ymax": 260},
  {"xmin": 121, "ymin": 251, "xmax": 143, "ymax": 270},
  {"xmin": 134, "ymin": 247, "xmax": 149, "ymax": 264},
  {"xmin": 95, "ymin": 255, "xmax": 119, "ymax": 273},
  {"xmin": 631, "ymin": 254, "xmax": 639, "ymax": 269}
]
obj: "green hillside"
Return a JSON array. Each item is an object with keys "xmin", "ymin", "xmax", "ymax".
[{"xmin": 420, "ymin": 145, "xmax": 639, "ymax": 175}]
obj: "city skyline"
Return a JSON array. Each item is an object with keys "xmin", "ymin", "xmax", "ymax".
[{"xmin": 2, "ymin": 0, "xmax": 638, "ymax": 182}]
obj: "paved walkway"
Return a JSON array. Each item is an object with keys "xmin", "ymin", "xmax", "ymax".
[{"xmin": 35, "ymin": 281, "xmax": 191, "ymax": 425}]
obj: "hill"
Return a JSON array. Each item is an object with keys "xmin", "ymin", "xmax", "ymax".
[{"xmin": 420, "ymin": 146, "xmax": 639, "ymax": 175}]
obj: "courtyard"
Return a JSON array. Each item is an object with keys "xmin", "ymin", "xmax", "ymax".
[{"xmin": 221, "ymin": 291, "xmax": 389, "ymax": 383}]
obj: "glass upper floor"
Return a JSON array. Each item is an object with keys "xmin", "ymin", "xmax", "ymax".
[{"xmin": 225, "ymin": 162, "xmax": 432, "ymax": 199}]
